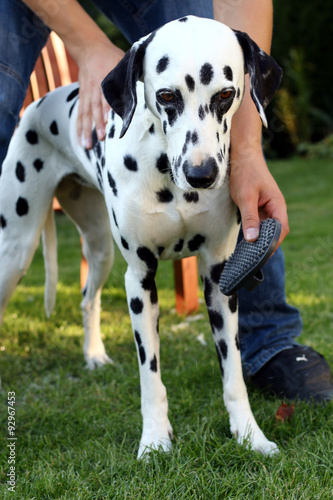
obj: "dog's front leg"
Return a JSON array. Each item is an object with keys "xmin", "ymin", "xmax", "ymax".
[
  {"xmin": 200, "ymin": 258, "xmax": 278, "ymax": 455},
  {"xmin": 125, "ymin": 259, "xmax": 173, "ymax": 459}
]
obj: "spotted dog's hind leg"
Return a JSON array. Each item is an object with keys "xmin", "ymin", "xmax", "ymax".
[
  {"xmin": 0, "ymin": 154, "xmax": 58, "ymax": 325},
  {"xmin": 55, "ymin": 178, "xmax": 114, "ymax": 369},
  {"xmin": 124, "ymin": 249, "xmax": 173, "ymax": 459},
  {"xmin": 200, "ymin": 257, "xmax": 279, "ymax": 455}
]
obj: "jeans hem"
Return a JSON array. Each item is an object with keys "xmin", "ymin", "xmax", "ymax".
[{"xmin": 243, "ymin": 344, "xmax": 298, "ymax": 378}]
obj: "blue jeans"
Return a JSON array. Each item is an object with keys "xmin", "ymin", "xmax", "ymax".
[
  {"xmin": 0, "ymin": 0, "xmax": 303, "ymax": 376},
  {"xmin": 0, "ymin": 0, "xmax": 50, "ymax": 170}
]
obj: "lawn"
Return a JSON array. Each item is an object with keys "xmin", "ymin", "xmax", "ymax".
[{"xmin": 1, "ymin": 157, "xmax": 332, "ymax": 499}]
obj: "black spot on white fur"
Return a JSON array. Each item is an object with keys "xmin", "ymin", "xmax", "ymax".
[
  {"xmin": 67, "ymin": 88, "xmax": 79, "ymax": 101},
  {"xmin": 174, "ymin": 239, "xmax": 184, "ymax": 252},
  {"xmin": 228, "ymin": 294, "xmax": 238, "ymax": 313},
  {"xmin": 150, "ymin": 355, "xmax": 158, "ymax": 372},
  {"xmin": 185, "ymin": 74, "xmax": 195, "ymax": 92},
  {"xmin": 69, "ymin": 99, "xmax": 78, "ymax": 117},
  {"xmin": 121, "ymin": 237, "xmax": 129, "ymax": 250},
  {"xmin": 15, "ymin": 162, "xmax": 25, "ymax": 182},
  {"xmin": 200, "ymin": 63, "xmax": 214, "ymax": 85},
  {"xmin": 235, "ymin": 332, "xmax": 240, "ymax": 350},
  {"xmin": 210, "ymin": 262, "xmax": 226, "ymax": 284},
  {"xmin": 50, "ymin": 121, "xmax": 59, "ymax": 135},
  {"xmin": 0, "ymin": 214, "xmax": 7, "ymax": 229},
  {"xmin": 137, "ymin": 247, "xmax": 158, "ymax": 272},
  {"xmin": 215, "ymin": 345, "xmax": 224, "ymax": 377},
  {"xmin": 16, "ymin": 197, "xmax": 29, "ymax": 217},
  {"xmin": 203, "ymin": 277, "xmax": 213, "ymax": 308},
  {"xmin": 156, "ymin": 56, "xmax": 169, "ymax": 74},
  {"xmin": 36, "ymin": 96, "xmax": 47, "ymax": 108},
  {"xmin": 183, "ymin": 192, "xmax": 199, "ymax": 203},
  {"xmin": 108, "ymin": 125, "xmax": 116, "ymax": 139},
  {"xmin": 188, "ymin": 234, "xmax": 205, "ymax": 252},
  {"xmin": 107, "ymin": 172, "xmax": 117, "ymax": 196},
  {"xmin": 198, "ymin": 105, "xmax": 205, "ymax": 120},
  {"xmin": 112, "ymin": 209, "xmax": 118, "ymax": 227},
  {"xmin": 26, "ymin": 130, "xmax": 38, "ymax": 145},
  {"xmin": 208, "ymin": 309, "xmax": 223, "ymax": 332},
  {"xmin": 92, "ymin": 129, "xmax": 101, "ymax": 158},
  {"xmin": 138, "ymin": 247, "xmax": 158, "ymax": 304},
  {"xmin": 124, "ymin": 155, "xmax": 138, "ymax": 171},
  {"xmin": 134, "ymin": 331, "xmax": 146, "ymax": 365},
  {"xmin": 33, "ymin": 159, "xmax": 44, "ymax": 172},
  {"xmin": 156, "ymin": 153, "xmax": 170, "ymax": 174},
  {"xmin": 156, "ymin": 188, "xmax": 173, "ymax": 203},
  {"xmin": 130, "ymin": 297, "xmax": 144, "ymax": 314},
  {"xmin": 192, "ymin": 132, "xmax": 198, "ymax": 145},
  {"xmin": 218, "ymin": 339, "xmax": 228, "ymax": 359},
  {"xmin": 223, "ymin": 65, "xmax": 233, "ymax": 81}
]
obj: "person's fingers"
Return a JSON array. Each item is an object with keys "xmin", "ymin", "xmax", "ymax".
[
  {"xmin": 91, "ymin": 87, "xmax": 107, "ymax": 141},
  {"xmin": 76, "ymin": 43, "xmax": 124, "ymax": 148},
  {"xmin": 230, "ymin": 153, "xmax": 290, "ymax": 247},
  {"xmin": 238, "ymin": 193, "xmax": 261, "ymax": 242},
  {"xmin": 259, "ymin": 194, "xmax": 290, "ymax": 247},
  {"xmin": 102, "ymin": 95, "xmax": 111, "ymax": 126}
]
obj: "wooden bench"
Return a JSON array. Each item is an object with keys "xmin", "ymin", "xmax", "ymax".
[{"xmin": 21, "ymin": 32, "xmax": 199, "ymax": 314}]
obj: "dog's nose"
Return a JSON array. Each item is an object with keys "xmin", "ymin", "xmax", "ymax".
[{"xmin": 183, "ymin": 157, "xmax": 218, "ymax": 189}]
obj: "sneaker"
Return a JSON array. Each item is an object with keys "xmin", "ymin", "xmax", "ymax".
[{"xmin": 251, "ymin": 345, "xmax": 333, "ymax": 402}]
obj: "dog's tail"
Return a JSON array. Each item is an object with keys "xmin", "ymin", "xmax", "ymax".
[{"xmin": 42, "ymin": 204, "xmax": 58, "ymax": 317}]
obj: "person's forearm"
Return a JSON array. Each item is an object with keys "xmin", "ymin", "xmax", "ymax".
[
  {"xmin": 22, "ymin": 0, "xmax": 110, "ymax": 64},
  {"xmin": 213, "ymin": 0, "xmax": 273, "ymax": 51},
  {"xmin": 213, "ymin": 0, "xmax": 273, "ymax": 153}
]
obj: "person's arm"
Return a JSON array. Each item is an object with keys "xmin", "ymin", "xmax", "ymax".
[
  {"xmin": 22, "ymin": 0, "xmax": 124, "ymax": 148},
  {"xmin": 213, "ymin": 0, "xmax": 289, "ymax": 244}
]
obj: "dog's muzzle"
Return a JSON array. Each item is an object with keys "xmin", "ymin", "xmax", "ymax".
[{"xmin": 183, "ymin": 157, "xmax": 218, "ymax": 189}]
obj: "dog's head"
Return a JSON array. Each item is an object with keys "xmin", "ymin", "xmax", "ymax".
[{"xmin": 102, "ymin": 16, "xmax": 282, "ymax": 191}]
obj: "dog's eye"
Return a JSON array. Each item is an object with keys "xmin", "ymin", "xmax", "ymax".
[
  {"xmin": 219, "ymin": 90, "xmax": 232, "ymax": 100},
  {"xmin": 158, "ymin": 91, "xmax": 176, "ymax": 104}
]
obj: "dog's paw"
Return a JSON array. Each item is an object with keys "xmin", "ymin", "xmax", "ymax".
[
  {"xmin": 85, "ymin": 352, "xmax": 113, "ymax": 370},
  {"xmin": 137, "ymin": 422, "xmax": 173, "ymax": 460},
  {"xmin": 231, "ymin": 418, "xmax": 279, "ymax": 456},
  {"xmin": 253, "ymin": 438, "xmax": 279, "ymax": 456}
]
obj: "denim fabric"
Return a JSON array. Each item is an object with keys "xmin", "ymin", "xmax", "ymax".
[
  {"xmin": 93, "ymin": 0, "xmax": 214, "ymax": 43},
  {"xmin": 0, "ymin": 0, "xmax": 303, "ymax": 375},
  {"xmin": 0, "ymin": 0, "xmax": 50, "ymax": 167},
  {"xmin": 238, "ymin": 246, "xmax": 302, "ymax": 377}
]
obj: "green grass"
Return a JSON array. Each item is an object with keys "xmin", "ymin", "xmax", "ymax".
[{"xmin": 1, "ymin": 157, "xmax": 333, "ymax": 499}]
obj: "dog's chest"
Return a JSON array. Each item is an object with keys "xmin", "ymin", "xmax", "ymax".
[{"xmin": 103, "ymin": 147, "xmax": 233, "ymax": 260}]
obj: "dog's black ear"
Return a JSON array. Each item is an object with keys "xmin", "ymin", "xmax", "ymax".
[
  {"xmin": 102, "ymin": 32, "xmax": 155, "ymax": 137},
  {"xmin": 234, "ymin": 30, "xmax": 282, "ymax": 127}
]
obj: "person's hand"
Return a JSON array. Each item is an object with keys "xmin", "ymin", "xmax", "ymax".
[
  {"xmin": 229, "ymin": 146, "xmax": 289, "ymax": 247},
  {"xmin": 22, "ymin": 1, "xmax": 125, "ymax": 148},
  {"xmin": 76, "ymin": 40, "xmax": 125, "ymax": 149}
]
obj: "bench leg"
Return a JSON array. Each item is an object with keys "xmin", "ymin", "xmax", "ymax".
[{"xmin": 174, "ymin": 257, "xmax": 199, "ymax": 315}]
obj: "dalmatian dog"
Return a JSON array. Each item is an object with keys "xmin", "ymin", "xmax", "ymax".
[{"xmin": 0, "ymin": 16, "xmax": 282, "ymax": 458}]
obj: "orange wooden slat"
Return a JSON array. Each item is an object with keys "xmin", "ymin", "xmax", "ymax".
[
  {"xmin": 41, "ymin": 43, "xmax": 56, "ymax": 91},
  {"xmin": 174, "ymin": 257, "xmax": 199, "ymax": 314},
  {"xmin": 50, "ymin": 32, "xmax": 72, "ymax": 86}
]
